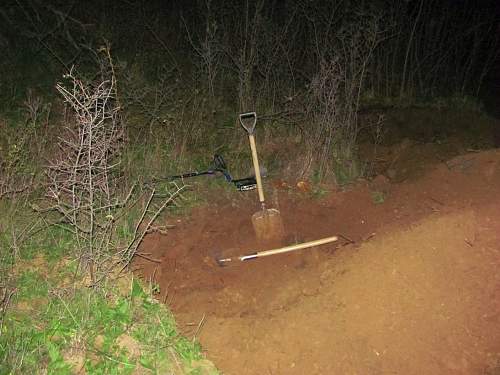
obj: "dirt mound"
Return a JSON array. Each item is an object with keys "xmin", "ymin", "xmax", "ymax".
[
  {"xmin": 196, "ymin": 211, "xmax": 499, "ymax": 374},
  {"xmin": 136, "ymin": 149, "xmax": 500, "ymax": 374}
]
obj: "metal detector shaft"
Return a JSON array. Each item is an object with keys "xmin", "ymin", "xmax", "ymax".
[
  {"xmin": 217, "ymin": 235, "xmax": 338, "ymax": 265},
  {"xmin": 170, "ymin": 170, "xmax": 213, "ymax": 179},
  {"xmin": 160, "ymin": 154, "xmax": 232, "ymax": 182}
]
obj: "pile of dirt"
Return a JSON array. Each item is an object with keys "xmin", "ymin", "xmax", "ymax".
[{"xmin": 136, "ymin": 149, "xmax": 500, "ymax": 374}]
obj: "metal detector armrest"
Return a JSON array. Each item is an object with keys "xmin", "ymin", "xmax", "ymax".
[{"xmin": 233, "ymin": 177, "xmax": 257, "ymax": 191}]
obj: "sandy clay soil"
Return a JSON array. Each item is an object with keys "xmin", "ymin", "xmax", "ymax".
[{"xmin": 136, "ymin": 145, "xmax": 500, "ymax": 374}]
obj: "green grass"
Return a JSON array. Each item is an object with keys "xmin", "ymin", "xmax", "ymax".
[
  {"xmin": 0, "ymin": 200, "xmax": 218, "ymax": 375},
  {"xmin": 1, "ymin": 261, "xmax": 216, "ymax": 374}
]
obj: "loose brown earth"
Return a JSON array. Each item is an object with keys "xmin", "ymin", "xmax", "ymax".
[{"xmin": 136, "ymin": 143, "xmax": 500, "ymax": 374}]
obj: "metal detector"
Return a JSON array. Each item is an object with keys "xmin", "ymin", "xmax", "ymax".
[
  {"xmin": 169, "ymin": 154, "xmax": 232, "ymax": 182},
  {"xmin": 154, "ymin": 154, "xmax": 257, "ymax": 192}
]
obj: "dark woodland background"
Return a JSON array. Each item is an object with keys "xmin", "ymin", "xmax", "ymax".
[
  {"xmin": 1, "ymin": 1, "xmax": 498, "ymax": 105},
  {"xmin": 0, "ymin": 0, "xmax": 499, "ymax": 182}
]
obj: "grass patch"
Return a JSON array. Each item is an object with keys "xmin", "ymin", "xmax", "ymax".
[
  {"xmin": 0, "ymin": 200, "xmax": 218, "ymax": 375},
  {"xmin": 1, "ymin": 258, "xmax": 217, "ymax": 374}
]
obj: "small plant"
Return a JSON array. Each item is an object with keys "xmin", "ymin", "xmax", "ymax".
[{"xmin": 371, "ymin": 191, "xmax": 386, "ymax": 205}]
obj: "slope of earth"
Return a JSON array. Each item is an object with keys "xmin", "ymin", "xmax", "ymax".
[{"xmin": 135, "ymin": 149, "xmax": 500, "ymax": 374}]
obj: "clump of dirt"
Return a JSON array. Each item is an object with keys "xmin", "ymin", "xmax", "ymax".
[{"xmin": 135, "ymin": 149, "xmax": 500, "ymax": 374}]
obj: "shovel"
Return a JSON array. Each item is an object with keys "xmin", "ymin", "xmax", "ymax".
[
  {"xmin": 216, "ymin": 235, "xmax": 338, "ymax": 266},
  {"xmin": 239, "ymin": 112, "xmax": 285, "ymax": 243}
]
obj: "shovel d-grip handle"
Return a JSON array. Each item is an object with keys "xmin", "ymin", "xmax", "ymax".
[
  {"xmin": 239, "ymin": 112, "xmax": 257, "ymax": 135},
  {"xmin": 239, "ymin": 112, "xmax": 265, "ymax": 206}
]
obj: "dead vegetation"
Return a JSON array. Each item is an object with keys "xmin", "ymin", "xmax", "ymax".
[{"xmin": 36, "ymin": 49, "xmax": 186, "ymax": 284}]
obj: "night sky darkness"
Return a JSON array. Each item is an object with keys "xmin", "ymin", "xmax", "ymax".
[{"xmin": 0, "ymin": 0, "xmax": 499, "ymax": 113}]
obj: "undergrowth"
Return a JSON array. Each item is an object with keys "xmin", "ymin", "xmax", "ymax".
[{"xmin": 0, "ymin": 201, "xmax": 218, "ymax": 375}]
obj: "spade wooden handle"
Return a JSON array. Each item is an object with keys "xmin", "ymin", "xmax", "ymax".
[
  {"xmin": 248, "ymin": 133, "xmax": 266, "ymax": 206},
  {"xmin": 240, "ymin": 236, "xmax": 338, "ymax": 261}
]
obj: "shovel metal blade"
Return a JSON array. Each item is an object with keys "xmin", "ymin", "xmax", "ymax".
[{"xmin": 251, "ymin": 208, "xmax": 285, "ymax": 244}]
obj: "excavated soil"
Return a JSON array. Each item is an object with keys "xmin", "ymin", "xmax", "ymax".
[{"xmin": 135, "ymin": 148, "xmax": 500, "ymax": 375}]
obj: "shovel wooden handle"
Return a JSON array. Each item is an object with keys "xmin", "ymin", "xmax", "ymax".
[
  {"xmin": 239, "ymin": 235, "xmax": 338, "ymax": 261},
  {"xmin": 248, "ymin": 133, "xmax": 266, "ymax": 206}
]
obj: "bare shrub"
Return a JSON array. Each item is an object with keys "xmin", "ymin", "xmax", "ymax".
[
  {"xmin": 212, "ymin": 0, "xmax": 266, "ymax": 111},
  {"xmin": 183, "ymin": 0, "xmax": 222, "ymax": 102},
  {"xmin": 121, "ymin": 63, "xmax": 180, "ymax": 137},
  {"xmin": 119, "ymin": 62, "xmax": 208, "ymax": 168},
  {"xmin": 304, "ymin": 10, "xmax": 384, "ymax": 182},
  {"xmin": 368, "ymin": 1, "xmax": 499, "ymax": 101},
  {"xmin": 0, "ymin": 88, "xmax": 52, "ymax": 199},
  {"xmin": 0, "ymin": 125, "xmax": 35, "ymax": 199},
  {"xmin": 0, "ymin": 150, "xmax": 33, "ymax": 199},
  {"xmin": 41, "ymin": 50, "xmax": 184, "ymax": 284},
  {"xmin": 0, "ymin": 286, "xmax": 15, "ymax": 331}
]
